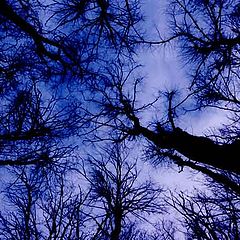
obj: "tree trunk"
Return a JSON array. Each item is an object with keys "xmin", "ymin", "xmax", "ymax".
[{"xmin": 138, "ymin": 125, "xmax": 240, "ymax": 174}]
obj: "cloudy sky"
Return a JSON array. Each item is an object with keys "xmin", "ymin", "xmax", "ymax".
[
  {"xmin": 139, "ymin": 0, "xmax": 227, "ymax": 136},
  {"xmin": 132, "ymin": 0, "xmax": 229, "ymax": 192}
]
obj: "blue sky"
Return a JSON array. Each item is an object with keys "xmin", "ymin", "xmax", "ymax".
[
  {"xmin": 138, "ymin": 0, "xmax": 227, "ymax": 135},
  {"xmin": 130, "ymin": 1, "xmax": 229, "ymax": 199}
]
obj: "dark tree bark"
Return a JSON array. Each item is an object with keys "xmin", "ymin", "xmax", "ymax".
[
  {"xmin": 124, "ymin": 104, "xmax": 240, "ymax": 175},
  {"xmin": 138, "ymin": 124, "xmax": 240, "ymax": 174}
]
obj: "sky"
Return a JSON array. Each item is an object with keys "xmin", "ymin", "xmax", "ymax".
[
  {"xmin": 133, "ymin": 0, "xmax": 228, "ymax": 193},
  {"xmin": 0, "ymin": 1, "xmax": 233, "ymax": 238},
  {"xmin": 138, "ymin": 0, "xmax": 228, "ymax": 135}
]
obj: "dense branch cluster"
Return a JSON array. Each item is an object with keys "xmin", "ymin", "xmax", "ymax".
[{"xmin": 0, "ymin": 0, "xmax": 239, "ymax": 238}]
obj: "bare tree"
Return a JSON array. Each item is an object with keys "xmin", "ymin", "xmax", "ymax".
[
  {"xmin": 1, "ymin": 1, "xmax": 240, "ymax": 238},
  {"xmin": 1, "ymin": 1, "xmax": 239, "ymax": 185},
  {"xmin": 166, "ymin": 181, "xmax": 240, "ymax": 240},
  {"xmin": 0, "ymin": 0, "xmax": 142, "ymax": 73},
  {"xmin": 80, "ymin": 143, "xmax": 164, "ymax": 240},
  {"xmin": 0, "ymin": 143, "xmax": 166, "ymax": 240},
  {"xmin": 0, "ymin": 168, "xmax": 42, "ymax": 239},
  {"xmin": 0, "ymin": 167, "xmax": 88, "ymax": 240},
  {"xmin": 166, "ymin": 0, "xmax": 240, "ymax": 109},
  {"xmin": 84, "ymin": 59, "xmax": 240, "ymax": 194},
  {"xmin": 81, "ymin": 1, "xmax": 240, "ymax": 193},
  {"xmin": 0, "ymin": 0, "xmax": 144, "ymax": 167}
]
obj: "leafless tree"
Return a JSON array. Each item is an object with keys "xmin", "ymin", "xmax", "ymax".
[
  {"xmin": 166, "ymin": 0, "xmax": 240, "ymax": 109},
  {"xmin": 166, "ymin": 180, "xmax": 240, "ymax": 240},
  {"xmin": 1, "ymin": 1, "xmax": 239, "ymax": 187},
  {"xmin": 83, "ymin": 0, "xmax": 240, "ymax": 193},
  {"xmin": 1, "ymin": 1, "xmax": 240, "ymax": 238},
  {"xmin": 0, "ymin": 0, "xmax": 142, "ymax": 74},
  {"xmin": 0, "ymin": 0, "xmax": 144, "ymax": 167},
  {"xmin": 0, "ymin": 167, "xmax": 88, "ymax": 240},
  {"xmin": 0, "ymin": 143, "xmax": 167, "ymax": 240},
  {"xmin": 84, "ymin": 58, "xmax": 240, "ymax": 194},
  {"xmin": 80, "ymin": 143, "xmax": 164, "ymax": 240}
]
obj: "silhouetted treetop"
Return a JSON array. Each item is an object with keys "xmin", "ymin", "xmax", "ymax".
[
  {"xmin": 0, "ymin": 0, "xmax": 240, "ymax": 195},
  {"xmin": 0, "ymin": 0, "xmax": 144, "ymax": 167},
  {"xmin": 0, "ymin": 0, "xmax": 142, "ymax": 75},
  {"xmin": 167, "ymin": 0, "xmax": 240, "ymax": 109}
]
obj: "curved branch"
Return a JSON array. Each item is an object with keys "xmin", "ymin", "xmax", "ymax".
[
  {"xmin": 166, "ymin": 153, "xmax": 240, "ymax": 195},
  {"xmin": 130, "ymin": 119, "xmax": 240, "ymax": 174}
]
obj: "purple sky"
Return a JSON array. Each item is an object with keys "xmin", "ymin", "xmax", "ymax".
[
  {"xmin": 138, "ymin": 0, "xmax": 227, "ymax": 135},
  {"xmin": 131, "ymin": 1, "xmax": 229, "ymax": 200}
]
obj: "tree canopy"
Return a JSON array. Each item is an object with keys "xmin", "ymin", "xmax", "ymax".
[{"xmin": 0, "ymin": 0, "xmax": 239, "ymax": 239}]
